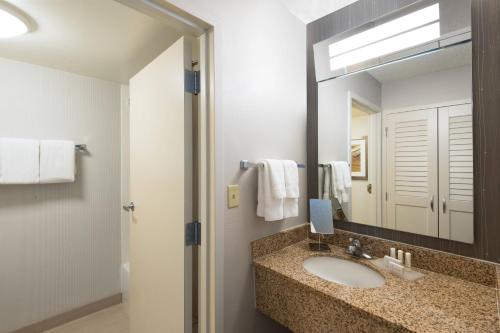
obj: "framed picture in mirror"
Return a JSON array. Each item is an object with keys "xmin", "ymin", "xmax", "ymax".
[{"xmin": 351, "ymin": 137, "xmax": 367, "ymax": 180}]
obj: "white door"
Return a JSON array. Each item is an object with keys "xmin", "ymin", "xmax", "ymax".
[
  {"xmin": 128, "ymin": 36, "xmax": 193, "ymax": 333},
  {"xmin": 438, "ymin": 104, "xmax": 474, "ymax": 243},
  {"xmin": 383, "ymin": 108, "xmax": 438, "ymax": 236}
]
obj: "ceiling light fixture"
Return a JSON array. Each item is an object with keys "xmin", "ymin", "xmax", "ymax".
[
  {"xmin": 330, "ymin": 23, "xmax": 441, "ymax": 71},
  {"xmin": 329, "ymin": 3, "xmax": 440, "ymax": 70},
  {"xmin": 0, "ymin": 2, "xmax": 33, "ymax": 38}
]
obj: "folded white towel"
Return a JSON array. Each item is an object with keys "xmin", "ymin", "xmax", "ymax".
[
  {"xmin": 0, "ymin": 138, "xmax": 40, "ymax": 184},
  {"xmin": 337, "ymin": 161, "xmax": 352, "ymax": 189},
  {"xmin": 265, "ymin": 159, "xmax": 286, "ymax": 199},
  {"xmin": 284, "ymin": 197, "xmax": 299, "ymax": 218},
  {"xmin": 283, "ymin": 159, "xmax": 299, "ymax": 219},
  {"xmin": 321, "ymin": 164, "xmax": 331, "ymax": 200},
  {"xmin": 257, "ymin": 160, "xmax": 284, "ymax": 221},
  {"xmin": 39, "ymin": 140, "xmax": 75, "ymax": 184},
  {"xmin": 333, "ymin": 161, "xmax": 351, "ymax": 203},
  {"xmin": 283, "ymin": 160, "xmax": 299, "ymax": 198},
  {"xmin": 323, "ymin": 162, "xmax": 340, "ymax": 201}
]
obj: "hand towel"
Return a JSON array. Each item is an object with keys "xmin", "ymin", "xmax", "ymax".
[
  {"xmin": 326, "ymin": 162, "xmax": 342, "ymax": 202},
  {"xmin": 333, "ymin": 161, "xmax": 351, "ymax": 203},
  {"xmin": 283, "ymin": 197, "xmax": 299, "ymax": 218},
  {"xmin": 337, "ymin": 161, "xmax": 352, "ymax": 189},
  {"xmin": 265, "ymin": 159, "xmax": 286, "ymax": 199},
  {"xmin": 39, "ymin": 140, "xmax": 75, "ymax": 183},
  {"xmin": 0, "ymin": 138, "xmax": 40, "ymax": 184},
  {"xmin": 322, "ymin": 164, "xmax": 331, "ymax": 200},
  {"xmin": 283, "ymin": 160, "xmax": 299, "ymax": 198},
  {"xmin": 257, "ymin": 160, "xmax": 284, "ymax": 221}
]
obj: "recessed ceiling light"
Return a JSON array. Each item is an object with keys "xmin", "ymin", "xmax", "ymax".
[{"xmin": 0, "ymin": 2, "xmax": 33, "ymax": 38}]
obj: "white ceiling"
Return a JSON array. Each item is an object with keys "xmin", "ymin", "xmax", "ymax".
[
  {"xmin": 279, "ymin": 0, "xmax": 360, "ymax": 24},
  {"xmin": 0, "ymin": 0, "xmax": 182, "ymax": 83},
  {"xmin": 368, "ymin": 42, "xmax": 472, "ymax": 83}
]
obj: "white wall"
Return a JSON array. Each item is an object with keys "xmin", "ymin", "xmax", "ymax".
[
  {"xmin": 382, "ymin": 65, "xmax": 472, "ymax": 110},
  {"xmin": 318, "ymin": 72, "xmax": 381, "ymax": 164},
  {"xmin": 318, "ymin": 72, "xmax": 381, "ymax": 219},
  {"xmin": 0, "ymin": 58, "xmax": 121, "ymax": 332},
  {"xmin": 165, "ymin": 0, "xmax": 306, "ymax": 332}
]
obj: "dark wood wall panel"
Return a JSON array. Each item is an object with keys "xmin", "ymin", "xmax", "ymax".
[{"xmin": 307, "ymin": 0, "xmax": 500, "ymax": 263}]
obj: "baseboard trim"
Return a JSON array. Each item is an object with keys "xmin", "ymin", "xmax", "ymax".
[{"xmin": 11, "ymin": 293, "xmax": 122, "ymax": 333}]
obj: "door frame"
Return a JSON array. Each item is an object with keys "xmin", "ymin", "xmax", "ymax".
[{"xmin": 115, "ymin": 1, "xmax": 216, "ymax": 332}]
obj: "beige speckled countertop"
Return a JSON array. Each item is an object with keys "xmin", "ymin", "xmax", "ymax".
[{"xmin": 254, "ymin": 240, "xmax": 500, "ymax": 333}]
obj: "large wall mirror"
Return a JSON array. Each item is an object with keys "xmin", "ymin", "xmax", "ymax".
[{"xmin": 314, "ymin": 0, "xmax": 474, "ymax": 243}]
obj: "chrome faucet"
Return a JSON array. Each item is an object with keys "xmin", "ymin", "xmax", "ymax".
[{"xmin": 345, "ymin": 238, "xmax": 372, "ymax": 259}]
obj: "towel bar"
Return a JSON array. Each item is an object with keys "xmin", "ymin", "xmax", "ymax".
[
  {"xmin": 75, "ymin": 144, "xmax": 88, "ymax": 152},
  {"xmin": 240, "ymin": 160, "xmax": 306, "ymax": 170}
]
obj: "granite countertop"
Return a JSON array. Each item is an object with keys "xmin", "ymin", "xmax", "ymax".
[{"xmin": 254, "ymin": 240, "xmax": 500, "ymax": 333}]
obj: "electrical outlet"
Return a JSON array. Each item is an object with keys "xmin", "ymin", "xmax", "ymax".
[{"xmin": 227, "ymin": 184, "xmax": 240, "ymax": 208}]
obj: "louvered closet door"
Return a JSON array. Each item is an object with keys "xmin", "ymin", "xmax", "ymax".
[
  {"xmin": 384, "ymin": 108, "xmax": 438, "ymax": 236},
  {"xmin": 438, "ymin": 104, "xmax": 474, "ymax": 243}
]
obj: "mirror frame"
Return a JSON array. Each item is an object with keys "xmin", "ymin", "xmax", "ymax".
[{"xmin": 306, "ymin": 0, "xmax": 500, "ymax": 262}]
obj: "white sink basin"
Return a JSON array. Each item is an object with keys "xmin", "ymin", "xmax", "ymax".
[{"xmin": 303, "ymin": 256, "xmax": 385, "ymax": 288}]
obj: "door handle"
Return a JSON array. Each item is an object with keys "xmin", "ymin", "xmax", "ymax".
[
  {"xmin": 123, "ymin": 202, "xmax": 135, "ymax": 212},
  {"xmin": 442, "ymin": 197, "xmax": 447, "ymax": 214},
  {"xmin": 430, "ymin": 195, "xmax": 434, "ymax": 212},
  {"xmin": 367, "ymin": 184, "xmax": 372, "ymax": 194}
]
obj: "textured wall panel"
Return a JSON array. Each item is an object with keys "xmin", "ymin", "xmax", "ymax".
[{"xmin": 0, "ymin": 58, "xmax": 121, "ymax": 332}]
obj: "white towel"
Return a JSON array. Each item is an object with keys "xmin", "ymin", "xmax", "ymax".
[
  {"xmin": 257, "ymin": 160, "xmax": 284, "ymax": 221},
  {"xmin": 322, "ymin": 162, "xmax": 339, "ymax": 201},
  {"xmin": 283, "ymin": 160, "xmax": 299, "ymax": 198},
  {"xmin": 39, "ymin": 140, "xmax": 75, "ymax": 183},
  {"xmin": 333, "ymin": 161, "xmax": 351, "ymax": 203},
  {"xmin": 266, "ymin": 159, "xmax": 286, "ymax": 199},
  {"xmin": 283, "ymin": 197, "xmax": 298, "ymax": 218},
  {"xmin": 283, "ymin": 160, "xmax": 299, "ymax": 218},
  {"xmin": 0, "ymin": 138, "xmax": 40, "ymax": 184}
]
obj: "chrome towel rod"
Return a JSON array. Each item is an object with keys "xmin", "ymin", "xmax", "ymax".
[
  {"xmin": 75, "ymin": 144, "xmax": 88, "ymax": 152},
  {"xmin": 240, "ymin": 160, "xmax": 305, "ymax": 170},
  {"xmin": 318, "ymin": 163, "xmax": 350, "ymax": 167}
]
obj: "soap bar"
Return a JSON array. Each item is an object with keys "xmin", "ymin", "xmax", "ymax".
[
  {"xmin": 384, "ymin": 255, "xmax": 402, "ymax": 268},
  {"xmin": 389, "ymin": 261, "xmax": 405, "ymax": 276}
]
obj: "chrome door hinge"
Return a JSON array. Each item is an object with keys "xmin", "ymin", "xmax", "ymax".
[
  {"xmin": 385, "ymin": 192, "xmax": 388, "ymax": 201},
  {"xmin": 385, "ymin": 127, "xmax": 388, "ymax": 137},
  {"xmin": 185, "ymin": 70, "xmax": 200, "ymax": 95},
  {"xmin": 186, "ymin": 221, "xmax": 201, "ymax": 246}
]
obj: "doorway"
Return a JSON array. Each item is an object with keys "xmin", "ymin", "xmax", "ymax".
[
  {"xmin": 0, "ymin": 1, "xmax": 215, "ymax": 332},
  {"xmin": 348, "ymin": 96, "xmax": 382, "ymax": 227}
]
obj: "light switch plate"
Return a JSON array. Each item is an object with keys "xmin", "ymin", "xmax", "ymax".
[{"xmin": 227, "ymin": 184, "xmax": 240, "ymax": 208}]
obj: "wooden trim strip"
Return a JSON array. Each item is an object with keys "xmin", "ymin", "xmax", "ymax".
[{"xmin": 10, "ymin": 294, "xmax": 122, "ymax": 333}]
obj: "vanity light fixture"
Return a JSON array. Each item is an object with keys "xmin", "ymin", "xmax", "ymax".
[
  {"xmin": 329, "ymin": 3, "xmax": 440, "ymax": 70},
  {"xmin": 0, "ymin": 2, "xmax": 32, "ymax": 38}
]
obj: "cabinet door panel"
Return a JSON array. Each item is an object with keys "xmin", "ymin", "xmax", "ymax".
[
  {"xmin": 438, "ymin": 104, "xmax": 474, "ymax": 244},
  {"xmin": 384, "ymin": 108, "xmax": 438, "ymax": 236}
]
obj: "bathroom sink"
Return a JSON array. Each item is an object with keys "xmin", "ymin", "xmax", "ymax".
[{"xmin": 303, "ymin": 256, "xmax": 385, "ymax": 288}]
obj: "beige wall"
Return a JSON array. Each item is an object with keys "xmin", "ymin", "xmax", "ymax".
[{"xmin": 0, "ymin": 57, "xmax": 121, "ymax": 332}]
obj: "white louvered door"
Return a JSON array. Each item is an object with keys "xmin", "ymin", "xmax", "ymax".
[
  {"xmin": 438, "ymin": 104, "xmax": 474, "ymax": 243},
  {"xmin": 384, "ymin": 108, "xmax": 439, "ymax": 236}
]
